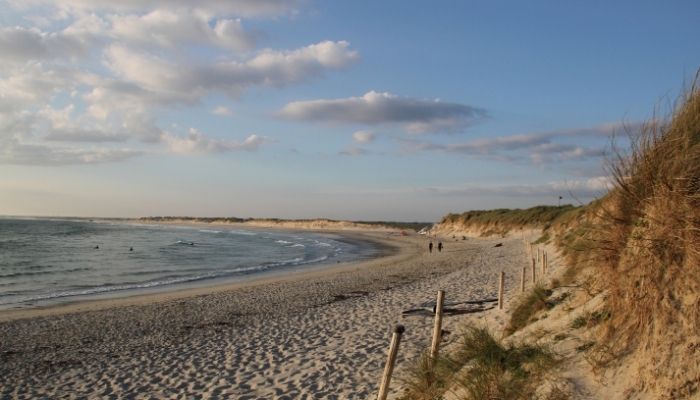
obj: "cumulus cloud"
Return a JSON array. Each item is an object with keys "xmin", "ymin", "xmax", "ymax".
[
  {"xmin": 8, "ymin": 0, "xmax": 301, "ymax": 18},
  {"xmin": 161, "ymin": 129, "xmax": 267, "ymax": 154},
  {"xmin": 352, "ymin": 130, "xmax": 375, "ymax": 143},
  {"xmin": 279, "ymin": 91, "xmax": 487, "ymax": 133},
  {"xmin": 109, "ymin": 10, "xmax": 256, "ymax": 51},
  {"xmin": 0, "ymin": 0, "xmax": 357, "ymax": 164},
  {"xmin": 104, "ymin": 41, "xmax": 358, "ymax": 101},
  {"xmin": 0, "ymin": 25, "xmax": 97, "ymax": 63}
]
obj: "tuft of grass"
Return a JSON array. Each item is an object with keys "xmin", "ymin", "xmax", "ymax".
[
  {"xmin": 571, "ymin": 310, "xmax": 612, "ymax": 330},
  {"xmin": 533, "ymin": 232, "xmax": 551, "ymax": 244},
  {"xmin": 455, "ymin": 327, "xmax": 558, "ymax": 400},
  {"xmin": 571, "ymin": 315, "xmax": 588, "ymax": 329},
  {"xmin": 553, "ymin": 333, "xmax": 568, "ymax": 341},
  {"xmin": 576, "ymin": 341, "xmax": 596, "ymax": 352},
  {"xmin": 398, "ymin": 351, "xmax": 457, "ymax": 400},
  {"xmin": 505, "ymin": 285, "xmax": 552, "ymax": 335}
]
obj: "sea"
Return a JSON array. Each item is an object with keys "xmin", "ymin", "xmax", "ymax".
[{"xmin": 0, "ymin": 217, "xmax": 382, "ymax": 310}]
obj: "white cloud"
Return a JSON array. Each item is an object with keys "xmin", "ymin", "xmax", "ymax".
[
  {"xmin": 0, "ymin": 136, "xmax": 141, "ymax": 165},
  {"xmin": 279, "ymin": 91, "xmax": 486, "ymax": 133},
  {"xmin": 352, "ymin": 130, "xmax": 375, "ymax": 143},
  {"xmin": 0, "ymin": 1, "xmax": 356, "ymax": 165},
  {"xmin": 161, "ymin": 129, "xmax": 267, "ymax": 154},
  {"xmin": 109, "ymin": 10, "xmax": 256, "ymax": 51},
  {"xmin": 0, "ymin": 26, "xmax": 97, "ymax": 63},
  {"xmin": 212, "ymin": 106, "xmax": 233, "ymax": 116},
  {"xmin": 8, "ymin": 0, "xmax": 301, "ymax": 18},
  {"xmin": 104, "ymin": 40, "xmax": 358, "ymax": 101},
  {"xmin": 418, "ymin": 176, "xmax": 613, "ymax": 199},
  {"xmin": 398, "ymin": 122, "xmax": 631, "ymax": 170}
]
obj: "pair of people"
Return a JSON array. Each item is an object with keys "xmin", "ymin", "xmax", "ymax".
[{"xmin": 428, "ymin": 241, "xmax": 443, "ymax": 253}]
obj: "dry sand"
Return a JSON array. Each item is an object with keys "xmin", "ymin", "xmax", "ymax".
[{"xmin": 0, "ymin": 231, "xmax": 530, "ymax": 399}]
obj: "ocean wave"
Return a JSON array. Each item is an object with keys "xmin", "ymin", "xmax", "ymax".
[
  {"xmin": 227, "ymin": 230, "xmax": 257, "ymax": 236},
  {"xmin": 4, "ymin": 255, "xmax": 333, "ymax": 306},
  {"xmin": 275, "ymin": 240, "xmax": 293, "ymax": 245},
  {"xmin": 0, "ymin": 267, "xmax": 91, "ymax": 279},
  {"xmin": 198, "ymin": 229, "xmax": 222, "ymax": 234}
]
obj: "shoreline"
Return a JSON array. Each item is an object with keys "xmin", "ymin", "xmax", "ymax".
[
  {"xmin": 0, "ymin": 229, "xmax": 408, "ymax": 322},
  {"xmin": 1, "ymin": 231, "xmax": 525, "ymax": 399}
]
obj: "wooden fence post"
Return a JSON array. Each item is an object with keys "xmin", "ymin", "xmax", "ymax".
[
  {"xmin": 498, "ymin": 271, "xmax": 505, "ymax": 310},
  {"xmin": 377, "ymin": 325, "xmax": 405, "ymax": 400},
  {"xmin": 531, "ymin": 257, "xmax": 536, "ymax": 283},
  {"xmin": 429, "ymin": 290, "xmax": 445, "ymax": 363},
  {"xmin": 541, "ymin": 250, "xmax": 546, "ymax": 277},
  {"xmin": 520, "ymin": 266, "xmax": 526, "ymax": 293}
]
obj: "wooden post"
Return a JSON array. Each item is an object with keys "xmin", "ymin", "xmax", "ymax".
[
  {"xmin": 498, "ymin": 271, "xmax": 505, "ymax": 310},
  {"xmin": 377, "ymin": 325, "xmax": 405, "ymax": 400},
  {"xmin": 545, "ymin": 251, "xmax": 548, "ymax": 273},
  {"xmin": 429, "ymin": 290, "xmax": 446, "ymax": 363},
  {"xmin": 531, "ymin": 257, "xmax": 536, "ymax": 283},
  {"xmin": 541, "ymin": 250, "xmax": 546, "ymax": 277},
  {"xmin": 520, "ymin": 266, "xmax": 526, "ymax": 293}
]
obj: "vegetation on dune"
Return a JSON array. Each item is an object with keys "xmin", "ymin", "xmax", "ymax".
[
  {"xmin": 400, "ymin": 328, "xmax": 558, "ymax": 400},
  {"xmin": 504, "ymin": 286, "xmax": 552, "ymax": 336},
  {"xmin": 583, "ymin": 81, "xmax": 700, "ymax": 394},
  {"xmin": 440, "ymin": 205, "xmax": 580, "ymax": 236},
  {"xmin": 428, "ymin": 74, "xmax": 700, "ymax": 398}
]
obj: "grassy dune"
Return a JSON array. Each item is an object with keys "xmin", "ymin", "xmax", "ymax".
[{"xmin": 411, "ymin": 78, "xmax": 700, "ymax": 399}]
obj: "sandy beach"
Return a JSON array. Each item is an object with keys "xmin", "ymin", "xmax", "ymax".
[{"xmin": 0, "ymin": 231, "xmax": 528, "ymax": 399}]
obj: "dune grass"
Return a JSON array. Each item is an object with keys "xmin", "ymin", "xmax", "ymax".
[
  {"xmin": 504, "ymin": 285, "xmax": 552, "ymax": 336},
  {"xmin": 399, "ymin": 328, "xmax": 558, "ymax": 400},
  {"xmin": 583, "ymin": 79, "xmax": 700, "ymax": 377},
  {"xmin": 440, "ymin": 205, "xmax": 579, "ymax": 236}
]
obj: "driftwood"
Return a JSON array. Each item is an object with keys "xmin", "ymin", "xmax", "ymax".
[{"xmin": 402, "ymin": 297, "xmax": 498, "ymax": 317}]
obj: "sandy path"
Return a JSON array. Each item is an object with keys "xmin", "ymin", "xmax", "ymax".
[{"xmin": 0, "ymin": 234, "xmax": 527, "ymax": 399}]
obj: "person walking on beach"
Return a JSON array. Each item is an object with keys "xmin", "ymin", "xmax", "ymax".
[
  {"xmin": 428, "ymin": 241, "xmax": 433, "ymax": 253},
  {"xmin": 438, "ymin": 241, "xmax": 443, "ymax": 252}
]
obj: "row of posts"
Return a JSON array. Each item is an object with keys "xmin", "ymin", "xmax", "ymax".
[{"xmin": 376, "ymin": 241, "xmax": 551, "ymax": 399}]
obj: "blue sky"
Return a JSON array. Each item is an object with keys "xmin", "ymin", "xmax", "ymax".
[{"xmin": 1, "ymin": 0, "xmax": 698, "ymax": 221}]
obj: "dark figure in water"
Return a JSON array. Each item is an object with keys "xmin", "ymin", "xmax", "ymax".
[
  {"xmin": 428, "ymin": 241, "xmax": 433, "ymax": 253},
  {"xmin": 438, "ymin": 242, "xmax": 443, "ymax": 252},
  {"xmin": 129, "ymin": 247, "xmax": 133, "ymax": 251},
  {"xmin": 94, "ymin": 245, "xmax": 99, "ymax": 249}
]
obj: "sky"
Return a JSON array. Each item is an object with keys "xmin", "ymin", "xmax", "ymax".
[{"xmin": 1, "ymin": 0, "xmax": 699, "ymax": 221}]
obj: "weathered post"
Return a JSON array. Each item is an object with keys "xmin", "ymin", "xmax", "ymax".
[
  {"xmin": 498, "ymin": 271, "xmax": 505, "ymax": 310},
  {"xmin": 520, "ymin": 266, "xmax": 526, "ymax": 293},
  {"xmin": 541, "ymin": 250, "xmax": 546, "ymax": 277},
  {"xmin": 531, "ymin": 257, "xmax": 536, "ymax": 283},
  {"xmin": 377, "ymin": 325, "xmax": 405, "ymax": 400},
  {"xmin": 429, "ymin": 290, "xmax": 446, "ymax": 363}
]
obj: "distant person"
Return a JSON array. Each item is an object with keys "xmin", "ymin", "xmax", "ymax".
[
  {"xmin": 438, "ymin": 242, "xmax": 443, "ymax": 252},
  {"xmin": 94, "ymin": 245, "xmax": 99, "ymax": 249},
  {"xmin": 129, "ymin": 247, "xmax": 133, "ymax": 252},
  {"xmin": 428, "ymin": 241, "xmax": 433, "ymax": 253}
]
